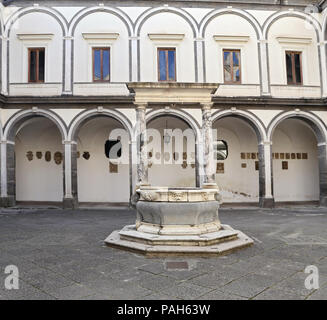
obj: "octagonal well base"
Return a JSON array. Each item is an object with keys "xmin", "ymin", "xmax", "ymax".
[{"xmin": 105, "ymin": 224, "xmax": 254, "ymax": 257}]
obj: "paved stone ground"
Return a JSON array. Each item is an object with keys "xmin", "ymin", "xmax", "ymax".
[{"xmin": 0, "ymin": 206, "xmax": 326, "ymax": 300}]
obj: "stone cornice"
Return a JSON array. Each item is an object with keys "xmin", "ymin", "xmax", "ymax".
[{"xmin": 1, "ymin": 93, "xmax": 326, "ymax": 109}]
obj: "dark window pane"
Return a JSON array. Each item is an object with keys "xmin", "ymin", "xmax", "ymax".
[
  {"xmin": 168, "ymin": 50, "xmax": 175, "ymax": 81},
  {"xmin": 294, "ymin": 53, "xmax": 301, "ymax": 84},
  {"xmin": 94, "ymin": 49, "xmax": 101, "ymax": 81},
  {"xmin": 159, "ymin": 50, "xmax": 167, "ymax": 81},
  {"xmin": 286, "ymin": 53, "xmax": 293, "ymax": 84},
  {"xmin": 102, "ymin": 49, "xmax": 110, "ymax": 81},
  {"xmin": 38, "ymin": 49, "xmax": 45, "ymax": 82},
  {"xmin": 29, "ymin": 50, "xmax": 37, "ymax": 82}
]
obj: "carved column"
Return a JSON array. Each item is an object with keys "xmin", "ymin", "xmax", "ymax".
[
  {"xmin": 0, "ymin": 140, "xmax": 15, "ymax": 207},
  {"xmin": 63, "ymin": 140, "xmax": 78, "ymax": 208},
  {"xmin": 135, "ymin": 104, "xmax": 148, "ymax": 187},
  {"xmin": 201, "ymin": 104, "xmax": 216, "ymax": 185},
  {"xmin": 258, "ymin": 141, "xmax": 274, "ymax": 208}
]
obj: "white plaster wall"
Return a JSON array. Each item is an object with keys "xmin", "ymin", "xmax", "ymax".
[
  {"xmin": 77, "ymin": 117, "xmax": 129, "ymax": 203},
  {"xmin": 139, "ymin": 12, "xmax": 195, "ymax": 82},
  {"xmin": 73, "ymin": 12, "xmax": 129, "ymax": 83},
  {"xmin": 15, "ymin": 118, "xmax": 63, "ymax": 201},
  {"xmin": 9, "ymin": 12, "xmax": 63, "ymax": 84},
  {"xmin": 147, "ymin": 116, "xmax": 196, "ymax": 187},
  {"xmin": 204, "ymin": 14, "xmax": 260, "ymax": 84},
  {"xmin": 272, "ymin": 119, "xmax": 319, "ymax": 202},
  {"xmin": 268, "ymin": 17, "xmax": 320, "ymax": 86},
  {"xmin": 213, "ymin": 117, "xmax": 259, "ymax": 203}
]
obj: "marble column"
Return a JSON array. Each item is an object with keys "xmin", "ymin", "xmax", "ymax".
[
  {"xmin": 201, "ymin": 104, "xmax": 216, "ymax": 185},
  {"xmin": 258, "ymin": 141, "xmax": 275, "ymax": 208},
  {"xmin": 0, "ymin": 140, "xmax": 15, "ymax": 207},
  {"xmin": 135, "ymin": 104, "xmax": 148, "ymax": 187},
  {"xmin": 63, "ymin": 140, "xmax": 78, "ymax": 208}
]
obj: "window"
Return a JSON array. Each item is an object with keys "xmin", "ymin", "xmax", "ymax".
[
  {"xmin": 215, "ymin": 140, "xmax": 228, "ymax": 160},
  {"xmin": 285, "ymin": 51, "xmax": 302, "ymax": 85},
  {"xmin": 28, "ymin": 48, "xmax": 45, "ymax": 83},
  {"xmin": 93, "ymin": 48, "xmax": 110, "ymax": 82},
  {"xmin": 158, "ymin": 48, "xmax": 176, "ymax": 81},
  {"xmin": 223, "ymin": 49, "xmax": 241, "ymax": 83}
]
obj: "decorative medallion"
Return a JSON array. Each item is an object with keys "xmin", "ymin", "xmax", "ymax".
[
  {"xmin": 169, "ymin": 191, "xmax": 187, "ymax": 202},
  {"xmin": 36, "ymin": 151, "xmax": 42, "ymax": 159},
  {"xmin": 164, "ymin": 152, "xmax": 170, "ymax": 162},
  {"xmin": 109, "ymin": 162, "xmax": 118, "ymax": 173},
  {"xmin": 201, "ymin": 192, "xmax": 209, "ymax": 201},
  {"xmin": 83, "ymin": 152, "xmax": 90, "ymax": 160},
  {"xmin": 45, "ymin": 151, "xmax": 51, "ymax": 162},
  {"xmin": 26, "ymin": 151, "xmax": 33, "ymax": 161},
  {"xmin": 217, "ymin": 162, "xmax": 224, "ymax": 173},
  {"xmin": 140, "ymin": 191, "xmax": 159, "ymax": 201},
  {"xmin": 54, "ymin": 152, "xmax": 63, "ymax": 165}
]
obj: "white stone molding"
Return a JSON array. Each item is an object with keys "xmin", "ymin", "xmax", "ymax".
[
  {"xmin": 148, "ymin": 33, "xmax": 185, "ymax": 41},
  {"xmin": 213, "ymin": 35, "xmax": 250, "ymax": 43},
  {"xmin": 82, "ymin": 32, "xmax": 120, "ymax": 41}
]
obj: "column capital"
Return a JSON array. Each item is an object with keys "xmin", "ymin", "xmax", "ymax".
[
  {"xmin": 135, "ymin": 103, "xmax": 148, "ymax": 110},
  {"xmin": 1, "ymin": 140, "xmax": 15, "ymax": 145},
  {"xmin": 63, "ymin": 140, "xmax": 77, "ymax": 145},
  {"xmin": 201, "ymin": 103, "xmax": 214, "ymax": 111}
]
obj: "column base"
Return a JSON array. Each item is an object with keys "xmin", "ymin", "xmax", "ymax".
[
  {"xmin": 259, "ymin": 197, "xmax": 275, "ymax": 208},
  {"xmin": 0, "ymin": 196, "xmax": 16, "ymax": 207},
  {"xmin": 63, "ymin": 197, "xmax": 78, "ymax": 209}
]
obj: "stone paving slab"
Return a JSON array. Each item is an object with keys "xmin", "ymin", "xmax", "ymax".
[{"xmin": 0, "ymin": 207, "xmax": 326, "ymax": 300}]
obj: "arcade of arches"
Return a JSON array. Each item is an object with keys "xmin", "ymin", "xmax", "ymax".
[{"xmin": 0, "ymin": 109, "xmax": 326, "ymax": 208}]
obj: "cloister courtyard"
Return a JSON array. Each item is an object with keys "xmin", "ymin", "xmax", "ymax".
[{"xmin": 0, "ymin": 206, "xmax": 326, "ymax": 300}]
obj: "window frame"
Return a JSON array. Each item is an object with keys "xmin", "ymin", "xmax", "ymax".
[
  {"xmin": 28, "ymin": 47, "xmax": 45, "ymax": 83},
  {"xmin": 285, "ymin": 51, "xmax": 303, "ymax": 85},
  {"xmin": 222, "ymin": 49, "xmax": 241, "ymax": 84},
  {"xmin": 92, "ymin": 47, "xmax": 111, "ymax": 82},
  {"xmin": 157, "ymin": 47, "xmax": 176, "ymax": 82}
]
